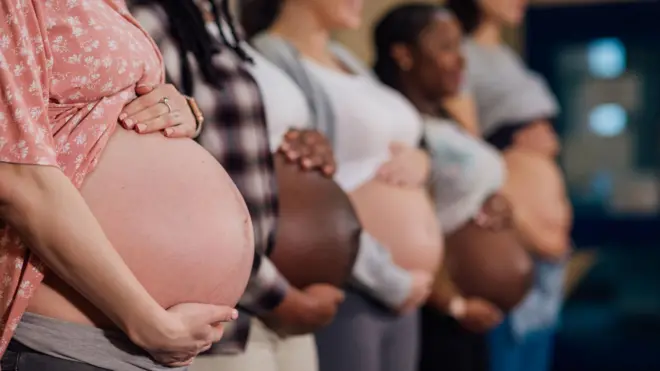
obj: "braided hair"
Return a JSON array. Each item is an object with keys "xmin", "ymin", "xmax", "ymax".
[
  {"xmin": 131, "ymin": 0, "xmax": 252, "ymax": 95},
  {"xmin": 373, "ymin": 3, "xmax": 448, "ymax": 91}
]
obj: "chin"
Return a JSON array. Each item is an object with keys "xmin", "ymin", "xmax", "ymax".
[
  {"xmin": 508, "ymin": 10, "xmax": 526, "ymax": 26},
  {"xmin": 338, "ymin": 20, "xmax": 361, "ymax": 30}
]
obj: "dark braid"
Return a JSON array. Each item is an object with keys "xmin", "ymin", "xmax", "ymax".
[
  {"xmin": 373, "ymin": 3, "xmax": 445, "ymax": 91},
  {"xmin": 131, "ymin": 0, "xmax": 251, "ymax": 95}
]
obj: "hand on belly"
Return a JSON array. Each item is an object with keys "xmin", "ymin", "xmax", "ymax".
[{"xmin": 30, "ymin": 129, "xmax": 254, "ymax": 326}]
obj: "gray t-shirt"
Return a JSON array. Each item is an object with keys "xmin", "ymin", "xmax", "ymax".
[{"xmin": 463, "ymin": 39, "xmax": 559, "ymax": 136}]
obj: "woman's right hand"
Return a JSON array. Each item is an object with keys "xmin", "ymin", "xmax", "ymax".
[
  {"xmin": 261, "ymin": 284, "xmax": 345, "ymax": 335},
  {"xmin": 130, "ymin": 303, "xmax": 238, "ymax": 367},
  {"xmin": 278, "ymin": 129, "xmax": 336, "ymax": 177},
  {"xmin": 397, "ymin": 270, "xmax": 433, "ymax": 314}
]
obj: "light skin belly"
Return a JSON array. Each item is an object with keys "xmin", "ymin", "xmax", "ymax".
[
  {"xmin": 502, "ymin": 149, "xmax": 572, "ymax": 256},
  {"xmin": 349, "ymin": 179, "xmax": 443, "ymax": 275},
  {"xmin": 27, "ymin": 129, "xmax": 254, "ymax": 329}
]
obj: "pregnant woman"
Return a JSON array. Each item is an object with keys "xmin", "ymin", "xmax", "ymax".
[
  {"xmin": 240, "ymin": 1, "xmax": 443, "ymax": 371},
  {"xmin": 0, "ymin": 1, "xmax": 253, "ymax": 370},
  {"xmin": 446, "ymin": 0, "xmax": 573, "ymax": 370},
  {"xmin": 372, "ymin": 4, "xmax": 534, "ymax": 371},
  {"xmin": 130, "ymin": 2, "xmax": 346, "ymax": 371}
]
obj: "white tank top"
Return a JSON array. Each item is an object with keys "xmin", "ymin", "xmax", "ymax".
[
  {"xmin": 303, "ymin": 59, "xmax": 423, "ymax": 191},
  {"xmin": 243, "ymin": 44, "xmax": 311, "ymax": 152}
]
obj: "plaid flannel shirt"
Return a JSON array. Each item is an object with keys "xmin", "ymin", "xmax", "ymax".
[{"xmin": 130, "ymin": 3, "xmax": 289, "ymax": 353}]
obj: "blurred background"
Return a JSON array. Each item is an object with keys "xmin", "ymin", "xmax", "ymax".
[{"xmin": 334, "ymin": 0, "xmax": 660, "ymax": 370}]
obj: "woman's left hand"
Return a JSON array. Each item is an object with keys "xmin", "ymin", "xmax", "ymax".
[
  {"xmin": 119, "ymin": 84, "xmax": 197, "ymax": 138},
  {"xmin": 376, "ymin": 142, "xmax": 430, "ymax": 187}
]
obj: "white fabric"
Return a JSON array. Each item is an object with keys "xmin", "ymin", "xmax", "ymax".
[
  {"xmin": 425, "ymin": 117, "xmax": 505, "ymax": 233},
  {"xmin": 244, "ymin": 44, "xmax": 312, "ymax": 152},
  {"xmin": 190, "ymin": 319, "xmax": 318, "ymax": 371},
  {"xmin": 302, "ymin": 59, "xmax": 423, "ymax": 191}
]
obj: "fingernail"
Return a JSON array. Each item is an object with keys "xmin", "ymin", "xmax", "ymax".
[
  {"xmin": 124, "ymin": 119, "xmax": 134, "ymax": 129},
  {"xmin": 231, "ymin": 310, "xmax": 239, "ymax": 320},
  {"xmin": 119, "ymin": 113, "xmax": 128, "ymax": 121},
  {"xmin": 164, "ymin": 128, "xmax": 174, "ymax": 137},
  {"xmin": 135, "ymin": 124, "xmax": 146, "ymax": 133}
]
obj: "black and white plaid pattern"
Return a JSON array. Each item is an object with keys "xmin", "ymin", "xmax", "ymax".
[{"xmin": 131, "ymin": 3, "xmax": 288, "ymax": 352}]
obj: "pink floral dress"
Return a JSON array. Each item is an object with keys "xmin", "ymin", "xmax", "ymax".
[{"xmin": 0, "ymin": 0, "xmax": 163, "ymax": 356}]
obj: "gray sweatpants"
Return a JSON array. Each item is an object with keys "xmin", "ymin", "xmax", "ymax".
[{"xmin": 315, "ymin": 290, "xmax": 420, "ymax": 371}]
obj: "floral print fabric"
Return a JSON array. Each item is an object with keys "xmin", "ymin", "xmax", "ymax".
[{"xmin": 0, "ymin": 0, "xmax": 162, "ymax": 355}]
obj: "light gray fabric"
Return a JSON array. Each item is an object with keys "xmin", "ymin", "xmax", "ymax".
[
  {"xmin": 424, "ymin": 116, "xmax": 505, "ymax": 233},
  {"xmin": 315, "ymin": 290, "xmax": 420, "ymax": 371},
  {"xmin": 350, "ymin": 232, "xmax": 412, "ymax": 309},
  {"xmin": 251, "ymin": 33, "xmax": 413, "ymax": 309},
  {"xmin": 13, "ymin": 313, "xmax": 185, "ymax": 371},
  {"xmin": 463, "ymin": 39, "xmax": 559, "ymax": 136},
  {"xmin": 464, "ymin": 39, "xmax": 567, "ymax": 337}
]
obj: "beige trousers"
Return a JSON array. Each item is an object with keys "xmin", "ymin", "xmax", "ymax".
[{"xmin": 190, "ymin": 318, "xmax": 318, "ymax": 371}]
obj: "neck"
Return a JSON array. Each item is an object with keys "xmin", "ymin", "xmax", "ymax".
[
  {"xmin": 269, "ymin": 3, "xmax": 332, "ymax": 62},
  {"xmin": 471, "ymin": 19, "xmax": 501, "ymax": 47},
  {"xmin": 397, "ymin": 75, "xmax": 439, "ymax": 117}
]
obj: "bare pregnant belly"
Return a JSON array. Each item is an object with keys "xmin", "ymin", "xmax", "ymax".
[
  {"xmin": 502, "ymin": 150, "xmax": 572, "ymax": 236},
  {"xmin": 349, "ymin": 180, "xmax": 443, "ymax": 274},
  {"xmin": 27, "ymin": 128, "xmax": 254, "ymax": 327}
]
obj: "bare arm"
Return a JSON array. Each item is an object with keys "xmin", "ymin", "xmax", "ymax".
[
  {"xmin": 0, "ymin": 163, "xmax": 169, "ymax": 339},
  {"xmin": 442, "ymin": 93, "xmax": 480, "ymax": 137},
  {"xmin": 514, "ymin": 207, "xmax": 571, "ymax": 262}
]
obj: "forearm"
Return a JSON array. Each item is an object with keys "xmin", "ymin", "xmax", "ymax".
[
  {"xmin": 516, "ymin": 216, "xmax": 571, "ymax": 262},
  {"xmin": 349, "ymin": 231, "xmax": 412, "ymax": 309},
  {"xmin": 0, "ymin": 165, "xmax": 166, "ymax": 336},
  {"xmin": 442, "ymin": 93, "xmax": 480, "ymax": 137}
]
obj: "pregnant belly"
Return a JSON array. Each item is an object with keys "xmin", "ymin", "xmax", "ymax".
[
  {"xmin": 349, "ymin": 179, "xmax": 443, "ymax": 274},
  {"xmin": 502, "ymin": 150, "xmax": 572, "ymax": 233},
  {"xmin": 28, "ymin": 128, "xmax": 254, "ymax": 327}
]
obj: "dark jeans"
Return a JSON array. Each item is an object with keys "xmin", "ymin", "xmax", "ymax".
[
  {"xmin": 419, "ymin": 305, "xmax": 490, "ymax": 371},
  {"xmin": 1, "ymin": 341, "xmax": 109, "ymax": 371}
]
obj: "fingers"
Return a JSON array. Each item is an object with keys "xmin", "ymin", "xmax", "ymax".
[
  {"xmin": 202, "ymin": 305, "xmax": 239, "ymax": 325},
  {"xmin": 279, "ymin": 129, "xmax": 336, "ymax": 175},
  {"xmin": 164, "ymin": 122, "xmax": 196, "ymax": 138},
  {"xmin": 134, "ymin": 111, "xmax": 187, "ymax": 135},
  {"xmin": 136, "ymin": 84, "xmax": 156, "ymax": 96},
  {"xmin": 121, "ymin": 103, "xmax": 171, "ymax": 131},
  {"xmin": 121, "ymin": 88, "xmax": 167, "ymax": 119},
  {"xmin": 389, "ymin": 141, "xmax": 407, "ymax": 155}
]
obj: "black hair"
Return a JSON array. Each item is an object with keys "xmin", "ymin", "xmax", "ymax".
[
  {"xmin": 373, "ymin": 3, "xmax": 445, "ymax": 90},
  {"xmin": 446, "ymin": 0, "xmax": 481, "ymax": 34},
  {"xmin": 239, "ymin": 0, "xmax": 284, "ymax": 39},
  {"xmin": 131, "ymin": 0, "xmax": 252, "ymax": 95}
]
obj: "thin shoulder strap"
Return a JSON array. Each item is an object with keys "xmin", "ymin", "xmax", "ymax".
[{"xmin": 251, "ymin": 34, "xmax": 336, "ymax": 147}]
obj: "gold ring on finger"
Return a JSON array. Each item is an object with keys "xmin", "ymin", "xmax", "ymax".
[{"xmin": 161, "ymin": 97, "xmax": 173, "ymax": 114}]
